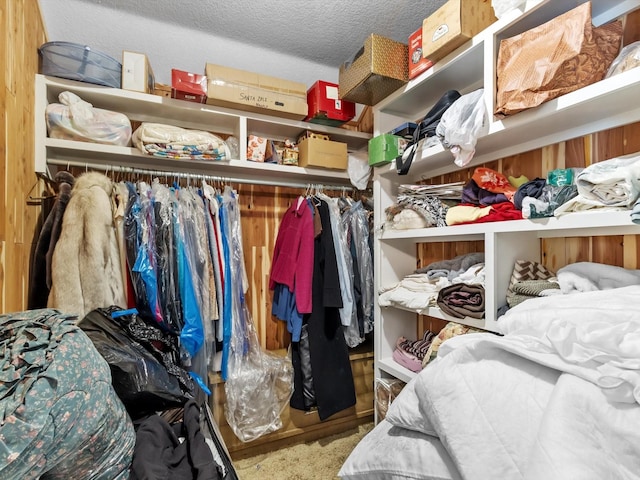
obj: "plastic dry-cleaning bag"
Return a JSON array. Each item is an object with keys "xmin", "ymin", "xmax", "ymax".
[{"xmin": 221, "ymin": 186, "xmax": 293, "ymax": 442}]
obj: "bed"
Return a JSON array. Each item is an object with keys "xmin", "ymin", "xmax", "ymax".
[{"xmin": 339, "ymin": 285, "xmax": 640, "ymax": 480}]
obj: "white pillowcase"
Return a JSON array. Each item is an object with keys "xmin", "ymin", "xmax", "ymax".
[
  {"xmin": 385, "ymin": 375, "xmax": 437, "ymax": 436},
  {"xmin": 339, "ymin": 419, "xmax": 461, "ymax": 480}
]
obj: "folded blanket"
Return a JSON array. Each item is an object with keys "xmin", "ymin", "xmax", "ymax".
[
  {"xmin": 379, "ymin": 274, "xmax": 449, "ymax": 314},
  {"xmin": 416, "ymin": 252, "xmax": 485, "ymax": 275},
  {"xmin": 555, "ymin": 153, "xmax": 640, "ymax": 215},
  {"xmin": 133, "ymin": 122, "xmax": 230, "ymax": 161},
  {"xmin": 436, "ymin": 283, "xmax": 485, "ymax": 319}
]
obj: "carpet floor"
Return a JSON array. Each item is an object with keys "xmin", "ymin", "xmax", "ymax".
[{"xmin": 233, "ymin": 422, "xmax": 374, "ymax": 480}]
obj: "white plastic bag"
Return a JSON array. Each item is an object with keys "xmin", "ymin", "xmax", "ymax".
[
  {"xmin": 348, "ymin": 150, "xmax": 371, "ymax": 190},
  {"xmin": 606, "ymin": 41, "xmax": 640, "ymax": 78},
  {"xmin": 45, "ymin": 91, "xmax": 132, "ymax": 146},
  {"xmin": 436, "ymin": 89, "xmax": 488, "ymax": 167},
  {"xmin": 492, "ymin": 0, "xmax": 527, "ymax": 19}
]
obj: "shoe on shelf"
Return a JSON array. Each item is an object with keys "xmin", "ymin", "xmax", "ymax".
[
  {"xmin": 395, "ymin": 330, "xmax": 436, "ymax": 361},
  {"xmin": 392, "ymin": 347, "xmax": 422, "ymax": 373}
]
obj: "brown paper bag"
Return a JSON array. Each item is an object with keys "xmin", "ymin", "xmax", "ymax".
[{"xmin": 495, "ymin": 2, "xmax": 622, "ymax": 117}]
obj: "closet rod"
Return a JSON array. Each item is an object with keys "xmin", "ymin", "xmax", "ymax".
[{"xmin": 46, "ymin": 159, "xmax": 353, "ymax": 191}]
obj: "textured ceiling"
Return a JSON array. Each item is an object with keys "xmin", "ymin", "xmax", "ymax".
[{"xmin": 38, "ymin": 0, "xmax": 447, "ymax": 87}]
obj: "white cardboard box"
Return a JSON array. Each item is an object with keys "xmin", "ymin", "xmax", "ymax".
[{"xmin": 122, "ymin": 51, "xmax": 154, "ymax": 93}]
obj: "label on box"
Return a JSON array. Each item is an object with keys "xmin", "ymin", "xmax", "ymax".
[
  {"xmin": 409, "ymin": 29, "xmax": 433, "ymax": 79},
  {"xmin": 325, "ymin": 84, "xmax": 339, "ymax": 101},
  {"xmin": 432, "ymin": 24, "xmax": 450, "ymax": 42}
]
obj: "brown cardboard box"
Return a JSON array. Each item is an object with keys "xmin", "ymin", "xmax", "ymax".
[
  {"xmin": 152, "ymin": 83, "xmax": 172, "ymax": 98},
  {"xmin": 297, "ymin": 136, "xmax": 347, "ymax": 170},
  {"xmin": 422, "ymin": 0, "xmax": 496, "ymax": 63},
  {"xmin": 205, "ymin": 63, "xmax": 307, "ymax": 120},
  {"xmin": 338, "ymin": 34, "xmax": 408, "ymax": 106}
]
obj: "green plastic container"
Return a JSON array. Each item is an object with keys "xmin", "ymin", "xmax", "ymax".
[{"xmin": 368, "ymin": 134, "xmax": 407, "ymax": 167}]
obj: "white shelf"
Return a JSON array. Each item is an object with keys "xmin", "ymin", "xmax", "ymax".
[
  {"xmin": 43, "ymin": 138, "xmax": 354, "ymax": 185},
  {"xmin": 378, "ymin": 357, "xmax": 416, "ymax": 384},
  {"xmin": 379, "ymin": 210, "xmax": 640, "ymax": 242},
  {"xmin": 372, "ymin": 0, "xmax": 640, "ymax": 389},
  {"xmin": 35, "ymin": 74, "xmax": 371, "ymax": 185}
]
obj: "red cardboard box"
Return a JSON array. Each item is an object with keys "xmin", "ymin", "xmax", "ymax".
[
  {"xmin": 409, "ymin": 28, "xmax": 434, "ymax": 79},
  {"xmin": 171, "ymin": 69, "xmax": 207, "ymax": 103},
  {"xmin": 304, "ymin": 80, "xmax": 356, "ymax": 126}
]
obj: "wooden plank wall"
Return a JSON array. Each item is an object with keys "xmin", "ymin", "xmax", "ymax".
[{"xmin": 0, "ymin": 0, "xmax": 47, "ymax": 314}]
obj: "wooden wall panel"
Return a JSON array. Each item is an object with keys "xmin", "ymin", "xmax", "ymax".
[{"xmin": 0, "ymin": 0, "xmax": 47, "ymax": 313}]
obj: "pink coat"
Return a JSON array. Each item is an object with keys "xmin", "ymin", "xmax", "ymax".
[{"xmin": 269, "ymin": 197, "xmax": 314, "ymax": 313}]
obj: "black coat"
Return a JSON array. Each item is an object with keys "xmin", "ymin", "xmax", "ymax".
[
  {"xmin": 290, "ymin": 199, "xmax": 356, "ymax": 420},
  {"xmin": 28, "ymin": 173, "xmax": 74, "ymax": 309}
]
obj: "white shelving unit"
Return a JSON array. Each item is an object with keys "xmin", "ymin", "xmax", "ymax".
[
  {"xmin": 372, "ymin": 0, "xmax": 640, "ymax": 385},
  {"xmin": 34, "ymin": 74, "xmax": 371, "ymax": 185}
]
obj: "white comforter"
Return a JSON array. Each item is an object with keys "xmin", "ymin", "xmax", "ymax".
[{"xmin": 415, "ymin": 286, "xmax": 640, "ymax": 480}]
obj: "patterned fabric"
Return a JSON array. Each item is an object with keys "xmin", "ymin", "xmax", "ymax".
[
  {"xmin": 0, "ymin": 309, "xmax": 134, "ymax": 480},
  {"xmin": 422, "ymin": 322, "xmax": 481, "ymax": 369},
  {"xmin": 506, "ymin": 260, "xmax": 555, "ymax": 307}
]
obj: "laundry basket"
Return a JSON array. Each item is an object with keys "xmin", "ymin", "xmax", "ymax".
[{"xmin": 39, "ymin": 41, "xmax": 122, "ymax": 88}]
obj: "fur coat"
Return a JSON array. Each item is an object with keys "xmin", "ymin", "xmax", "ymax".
[{"xmin": 48, "ymin": 171, "xmax": 126, "ymax": 319}]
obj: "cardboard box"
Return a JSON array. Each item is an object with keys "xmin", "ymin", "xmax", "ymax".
[
  {"xmin": 422, "ymin": 0, "xmax": 496, "ymax": 63},
  {"xmin": 152, "ymin": 83, "xmax": 172, "ymax": 98},
  {"xmin": 171, "ymin": 69, "xmax": 207, "ymax": 103},
  {"xmin": 338, "ymin": 34, "xmax": 408, "ymax": 106},
  {"xmin": 297, "ymin": 136, "xmax": 348, "ymax": 170},
  {"xmin": 408, "ymin": 28, "xmax": 434, "ymax": 79},
  {"xmin": 304, "ymin": 80, "xmax": 356, "ymax": 126},
  {"xmin": 205, "ymin": 63, "xmax": 307, "ymax": 120},
  {"xmin": 122, "ymin": 51, "xmax": 154, "ymax": 93},
  {"xmin": 368, "ymin": 134, "xmax": 407, "ymax": 167}
]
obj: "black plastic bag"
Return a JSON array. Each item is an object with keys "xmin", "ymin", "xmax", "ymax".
[
  {"xmin": 396, "ymin": 90, "xmax": 461, "ymax": 175},
  {"xmin": 78, "ymin": 307, "xmax": 193, "ymax": 419}
]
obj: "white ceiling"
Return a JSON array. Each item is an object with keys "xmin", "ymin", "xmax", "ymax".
[{"xmin": 37, "ymin": 0, "xmax": 447, "ymax": 89}]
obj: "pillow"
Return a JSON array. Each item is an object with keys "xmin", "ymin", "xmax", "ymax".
[
  {"xmin": 385, "ymin": 376, "xmax": 437, "ymax": 436},
  {"xmin": 339, "ymin": 419, "xmax": 462, "ymax": 480}
]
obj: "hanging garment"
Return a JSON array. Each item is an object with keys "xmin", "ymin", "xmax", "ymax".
[
  {"xmin": 344, "ymin": 200, "xmax": 374, "ymax": 336},
  {"xmin": 269, "ymin": 196, "xmax": 315, "ymax": 314},
  {"xmin": 151, "ymin": 181, "xmax": 183, "ymax": 332},
  {"xmin": 319, "ymin": 194, "xmax": 355, "ymax": 331},
  {"xmin": 136, "ymin": 181, "xmax": 165, "ymax": 326},
  {"xmin": 113, "ymin": 182, "xmax": 130, "ymax": 304},
  {"xmin": 202, "ymin": 183, "xmax": 226, "ymax": 342},
  {"xmin": 29, "ymin": 170, "xmax": 75, "ymax": 309},
  {"xmin": 172, "ymin": 186, "xmax": 205, "ymax": 368},
  {"xmin": 48, "ymin": 171, "xmax": 126, "ymax": 319},
  {"xmin": 291, "ymin": 199, "xmax": 356, "ymax": 421},
  {"xmin": 124, "ymin": 182, "xmax": 157, "ymax": 324}
]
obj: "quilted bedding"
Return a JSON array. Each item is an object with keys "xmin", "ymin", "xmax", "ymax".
[{"xmin": 342, "ymin": 285, "xmax": 640, "ymax": 480}]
